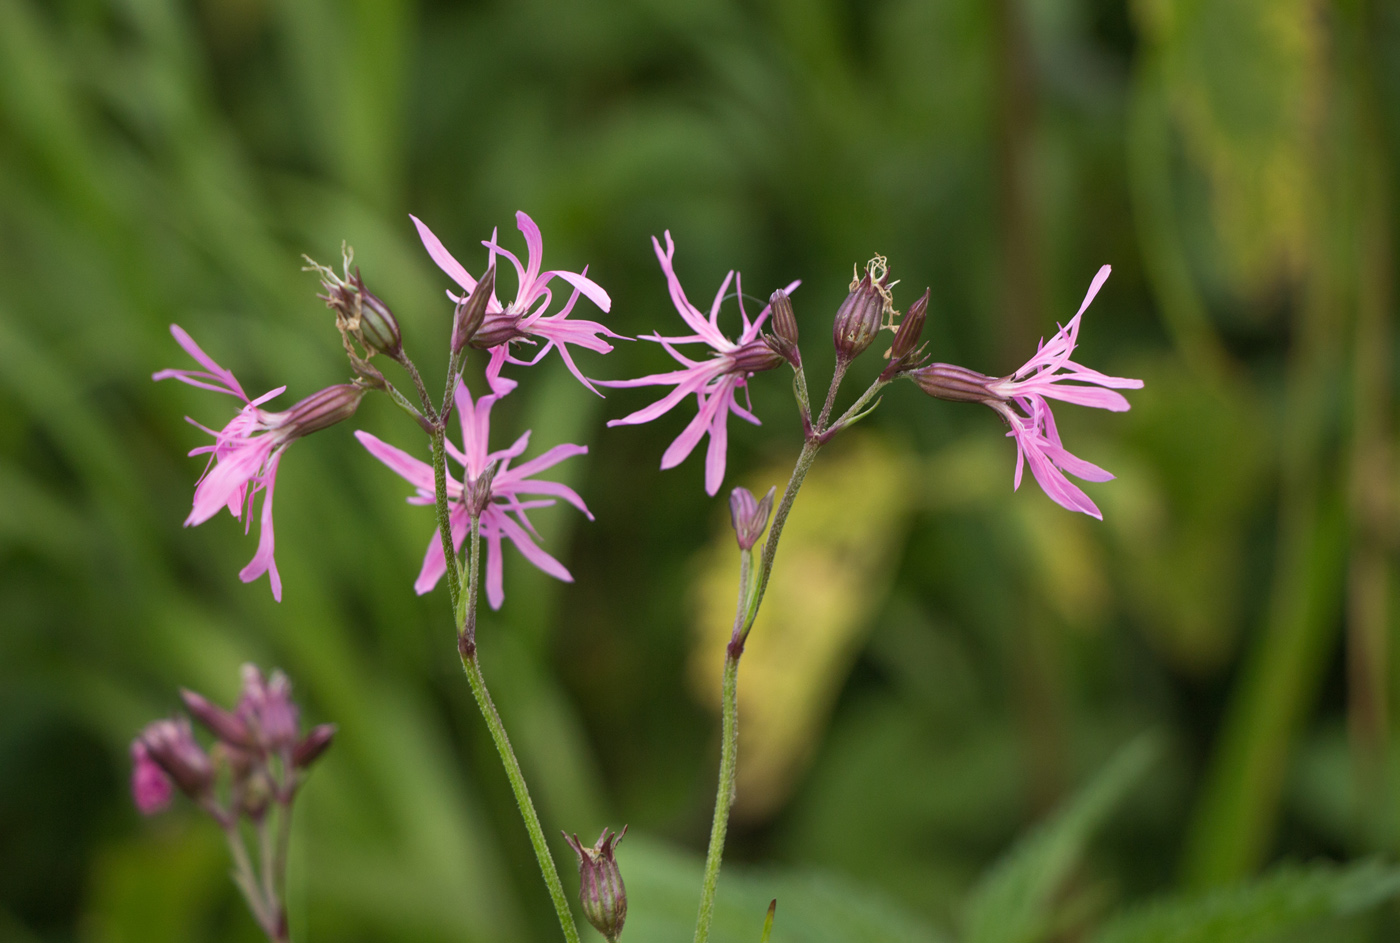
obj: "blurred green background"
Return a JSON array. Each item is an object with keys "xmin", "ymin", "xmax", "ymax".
[{"xmin": 3, "ymin": 0, "xmax": 1400, "ymax": 940}]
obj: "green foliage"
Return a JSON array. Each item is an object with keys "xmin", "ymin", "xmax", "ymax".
[
  {"xmin": 1091, "ymin": 860, "xmax": 1400, "ymax": 943},
  {"xmin": 618, "ymin": 838, "xmax": 952, "ymax": 943},
  {"xmin": 963, "ymin": 736, "xmax": 1159, "ymax": 943},
  {"xmin": 1, "ymin": 0, "xmax": 1398, "ymax": 940}
]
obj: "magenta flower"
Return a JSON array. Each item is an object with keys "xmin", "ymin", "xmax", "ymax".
[
  {"xmin": 603, "ymin": 232, "xmax": 798, "ymax": 496},
  {"xmin": 911, "ymin": 265, "xmax": 1142, "ymax": 519},
  {"xmin": 130, "ymin": 741, "xmax": 174, "ymax": 815},
  {"xmin": 412, "ymin": 211, "xmax": 619, "ymax": 395},
  {"xmin": 155, "ymin": 326, "xmax": 364, "ymax": 600},
  {"xmin": 356, "ymin": 381, "xmax": 592, "ymax": 609}
]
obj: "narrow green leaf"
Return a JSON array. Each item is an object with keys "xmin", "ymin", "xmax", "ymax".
[{"xmin": 963, "ymin": 735, "xmax": 1160, "ymax": 943}]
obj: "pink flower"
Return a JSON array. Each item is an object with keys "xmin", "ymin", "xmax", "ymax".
[
  {"xmin": 155, "ymin": 326, "xmax": 364, "ymax": 601},
  {"xmin": 130, "ymin": 741, "xmax": 174, "ymax": 815},
  {"xmin": 356, "ymin": 381, "xmax": 592, "ymax": 609},
  {"xmin": 602, "ymin": 232, "xmax": 798, "ymax": 496},
  {"xmin": 412, "ymin": 211, "xmax": 618, "ymax": 395},
  {"xmin": 911, "ymin": 265, "xmax": 1142, "ymax": 519}
]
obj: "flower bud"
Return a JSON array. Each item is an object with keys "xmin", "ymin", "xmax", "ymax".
[
  {"xmin": 269, "ymin": 384, "xmax": 365, "ymax": 441},
  {"xmin": 237, "ymin": 664, "xmax": 300, "ymax": 753},
  {"xmin": 351, "ymin": 270, "xmax": 402, "ymax": 357},
  {"xmin": 565, "ymin": 827, "xmax": 628, "ymax": 942},
  {"xmin": 293, "ymin": 723, "xmax": 337, "ymax": 769},
  {"xmin": 139, "ymin": 718, "xmax": 215, "ymax": 799},
  {"xmin": 764, "ymin": 290, "xmax": 801, "ymax": 367},
  {"xmin": 880, "ymin": 288, "xmax": 929, "ymax": 381},
  {"xmin": 130, "ymin": 741, "xmax": 174, "ymax": 815},
  {"xmin": 832, "ymin": 272, "xmax": 884, "ymax": 363},
  {"xmin": 729, "ymin": 486, "xmax": 775, "ymax": 551},
  {"xmin": 910, "ymin": 363, "xmax": 996, "ymax": 403},
  {"xmin": 728, "ymin": 339, "xmax": 785, "ymax": 375},
  {"xmin": 181, "ymin": 688, "xmax": 252, "ymax": 748},
  {"xmin": 453, "ymin": 263, "xmax": 497, "ymax": 353}
]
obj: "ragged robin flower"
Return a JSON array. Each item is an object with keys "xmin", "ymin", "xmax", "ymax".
[
  {"xmin": 909, "ymin": 265, "xmax": 1143, "ymax": 519},
  {"xmin": 154, "ymin": 326, "xmax": 364, "ymax": 600},
  {"xmin": 603, "ymin": 231, "xmax": 799, "ymax": 496},
  {"xmin": 356, "ymin": 380, "xmax": 592, "ymax": 609}
]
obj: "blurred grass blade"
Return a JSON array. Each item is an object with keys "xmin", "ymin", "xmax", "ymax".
[
  {"xmin": 1091, "ymin": 859, "xmax": 1400, "ymax": 943},
  {"xmin": 963, "ymin": 735, "xmax": 1160, "ymax": 943}
]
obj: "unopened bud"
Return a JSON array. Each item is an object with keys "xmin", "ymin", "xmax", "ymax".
[
  {"xmin": 832, "ymin": 272, "xmax": 883, "ymax": 363},
  {"xmin": 729, "ymin": 486, "xmax": 776, "ymax": 551},
  {"xmin": 269, "ymin": 384, "xmax": 365, "ymax": 441},
  {"xmin": 565, "ymin": 827, "xmax": 628, "ymax": 942},
  {"xmin": 453, "ymin": 263, "xmax": 497, "ymax": 353},
  {"xmin": 890, "ymin": 289, "xmax": 929, "ymax": 362},
  {"xmin": 140, "ymin": 718, "xmax": 215, "ymax": 799},
  {"xmin": 351, "ymin": 271, "xmax": 402, "ymax": 357},
  {"xmin": 728, "ymin": 339, "xmax": 785, "ymax": 375},
  {"xmin": 293, "ymin": 723, "xmax": 337, "ymax": 769},
  {"xmin": 765, "ymin": 290, "xmax": 801, "ymax": 367},
  {"xmin": 237, "ymin": 664, "xmax": 300, "ymax": 752},
  {"xmin": 307, "ymin": 247, "xmax": 401, "ymax": 358},
  {"xmin": 910, "ymin": 363, "xmax": 996, "ymax": 403},
  {"xmin": 130, "ymin": 741, "xmax": 174, "ymax": 815},
  {"xmin": 181, "ymin": 689, "xmax": 252, "ymax": 748}
]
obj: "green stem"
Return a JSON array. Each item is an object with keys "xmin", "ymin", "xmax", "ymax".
[
  {"xmin": 694, "ymin": 654, "xmax": 740, "ymax": 943},
  {"xmin": 429, "ymin": 426, "xmax": 462, "ymax": 616},
  {"xmin": 694, "ymin": 438, "xmax": 823, "ymax": 943},
  {"xmin": 815, "ymin": 360, "xmax": 849, "ymax": 431},
  {"xmin": 460, "ymin": 656, "xmax": 581, "ymax": 943},
  {"xmin": 457, "ymin": 517, "xmax": 581, "ymax": 943}
]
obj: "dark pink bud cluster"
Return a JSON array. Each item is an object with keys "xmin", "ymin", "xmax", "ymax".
[
  {"xmin": 131, "ymin": 663, "xmax": 335, "ymax": 822},
  {"xmin": 131, "ymin": 664, "xmax": 333, "ymax": 941}
]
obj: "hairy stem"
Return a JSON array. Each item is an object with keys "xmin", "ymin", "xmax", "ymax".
[
  {"xmin": 458, "ymin": 518, "xmax": 581, "ymax": 943},
  {"xmin": 429, "ymin": 425, "xmax": 462, "ymax": 616},
  {"xmin": 460, "ymin": 658, "xmax": 581, "ymax": 943},
  {"xmin": 815, "ymin": 360, "xmax": 849, "ymax": 431},
  {"xmin": 694, "ymin": 439, "xmax": 822, "ymax": 943},
  {"xmin": 694, "ymin": 654, "xmax": 740, "ymax": 943}
]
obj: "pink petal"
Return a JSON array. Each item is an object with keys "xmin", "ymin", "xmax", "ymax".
[
  {"xmin": 484, "ymin": 521, "xmax": 505, "ymax": 610},
  {"xmin": 238, "ymin": 451, "xmax": 284, "ymax": 600},
  {"xmin": 661, "ymin": 381, "xmax": 729, "ymax": 470},
  {"xmin": 496, "ymin": 512, "xmax": 573, "ymax": 584},
  {"xmin": 355, "ymin": 431, "xmax": 437, "ymax": 493},
  {"xmin": 412, "ymin": 215, "xmax": 478, "ymax": 293}
]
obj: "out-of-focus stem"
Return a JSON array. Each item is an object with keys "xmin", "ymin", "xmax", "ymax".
[
  {"xmin": 457, "ymin": 518, "xmax": 581, "ymax": 943},
  {"xmin": 224, "ymin": 821, "xmax": 276, "ymax": 939}
]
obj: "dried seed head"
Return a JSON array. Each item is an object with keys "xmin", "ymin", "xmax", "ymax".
[
  {"xmin": 351, "ymin": 270, "xmax": 402, "ymax": 357},
  {"xmin": 832, "ymin": 271, "xmax": 884, "ymax": 363},
  {"xmin": 565, "ymin": 826, "xmax": 628, "ymax": 942}
]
